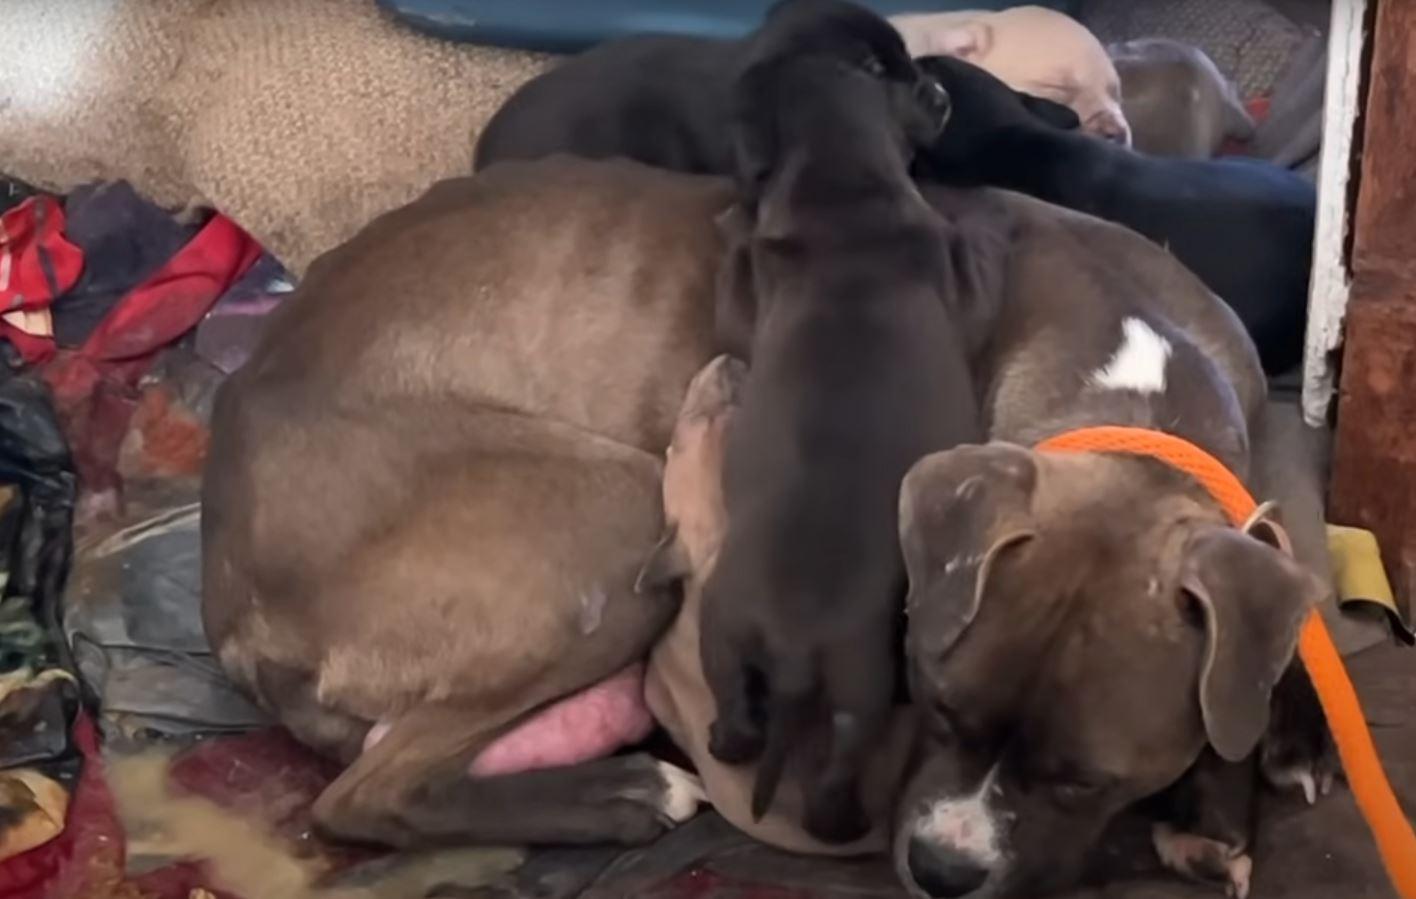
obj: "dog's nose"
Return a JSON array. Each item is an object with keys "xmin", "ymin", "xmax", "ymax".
[
  {"xmin": 915, "ymin": 78, "xmax": 952, "ymax": 119},
  {"xmin": 907, "ymin": 837, "xmax": 991, "ymax": 898},
  {"xmin": 1091, "ymin": 117, "xmax": 1131, "ymax": 147}
]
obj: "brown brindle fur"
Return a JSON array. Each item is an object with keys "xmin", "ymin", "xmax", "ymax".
[
  {"xmin": 202, "ymin": 158, "xmax": 730, "ymax": 847},
  {"xmin": 203, "ymin": 158, "xmax": 1336, "ymax": 884}
]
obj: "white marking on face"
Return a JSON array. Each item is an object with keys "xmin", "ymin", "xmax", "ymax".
[
  {"xmin": 912, "ymin": 763, "xmax": 1006, "ymax": 866},
  {"xmin": 1089, "ymin": 317, "xmax": 1172, "ymax": 395}
]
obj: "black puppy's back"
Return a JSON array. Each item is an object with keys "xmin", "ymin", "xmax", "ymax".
[
  {"xmin": 475, "ymin": 34, "xmax": 739, "ymax": 173},
  {"xmin": 702, "ymin": 14, "xmax": 974, "ymax": 843}
]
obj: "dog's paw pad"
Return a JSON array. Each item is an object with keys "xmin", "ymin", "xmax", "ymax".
[
  {"xmin": 654, "ymin": 761, "xmax": 706, "ymax": 824},
  {"xmin": 1153, "ymin": 823, "xmax": 1251, "ymax": 898},
  {"xmin": 1226, "ymin": 853, "xmax": 1253, "ymax": 899}
]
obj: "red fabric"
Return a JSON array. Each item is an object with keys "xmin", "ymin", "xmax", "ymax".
[
  {"xmin": 0, "ymin": 714, "xmax": 126, "ymax": 899},
  {"xmin": 40, "ymin": 214, "xmax": 259, "ymax": 506},
  {"xmin": 0, "ymin": 196, "xmax": 84, "ymax": 364}
]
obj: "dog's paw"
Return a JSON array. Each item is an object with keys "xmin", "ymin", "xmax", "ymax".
[
  {"xmin": 708, "ymin": 716, "xmax": 765, "ymax": 765},
  {"xmin": 1262, "ymin": 664, "xmax": 1339, "ymax": 805},
  {"xmin": 651, "ymin": 761, "xmax": 706, "ymax": 826},
  {"xmin": 803, "ymin": 783, "xmax": 870, "ymax": 845},
  {"xmin": 1152, "ymin": 822, "xmax": 1253, "ymax": 899}
]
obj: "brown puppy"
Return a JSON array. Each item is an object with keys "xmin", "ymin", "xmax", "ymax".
[{"xmin": 697, "ymin": 1, "xmax": 971, "ymax": 844}]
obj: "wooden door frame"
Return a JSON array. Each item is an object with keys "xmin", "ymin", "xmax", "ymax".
[{"xmin": 1328, "ymin": 0, "xmax": 1416, "ymax": 608}]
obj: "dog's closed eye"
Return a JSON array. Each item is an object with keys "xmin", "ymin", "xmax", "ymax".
[{"xmin": 860, "ymin": 54, "xmax": 886, "ymax": 77}]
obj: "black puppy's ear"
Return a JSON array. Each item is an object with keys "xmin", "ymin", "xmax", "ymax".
[
  {"xmin": 1020, "ymin": 93, "xmax": 1081, "ymax": 131},
  {"xmin": 732, "ymin": 64, "xmax": 780, "ymax": 201}
]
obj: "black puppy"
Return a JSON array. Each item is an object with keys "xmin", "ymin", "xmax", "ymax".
[
  {"xmin": 475, "ymin": 0, "xmax": 936, "ymax": 175},
  {"xmin": 915, "ymin": 55, "xmax": 1316, "ymax": 375},
  {"xmin": 698, "ymin": 0, "xmax": 977, "ymax": 844},
  {"xmin": 474, "ymin": 32, "xmax": 738, "ymax": 173}
]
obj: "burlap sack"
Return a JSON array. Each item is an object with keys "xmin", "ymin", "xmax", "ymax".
[{"xmin": 0, "ymin": 0, "xmax": 550, "ymax": 273}]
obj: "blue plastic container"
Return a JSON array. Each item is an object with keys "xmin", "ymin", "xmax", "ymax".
[{"xmin": 378, "ymin": 0, "xmax": 1078, "ymax": 54}]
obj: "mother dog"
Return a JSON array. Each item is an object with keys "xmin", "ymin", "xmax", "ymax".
[{"xmin": 203, "ymin": 154, "xmax": 1334, "ymax": 893}]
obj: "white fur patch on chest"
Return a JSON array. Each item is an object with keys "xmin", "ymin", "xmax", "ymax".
[
  {"xmin": 912, "ymin": 763, "xmax": 1006, "ymax": 866},
  {"xmin": 1088, "ymin": 317, "xmax": 1172, "ymax": 394}
]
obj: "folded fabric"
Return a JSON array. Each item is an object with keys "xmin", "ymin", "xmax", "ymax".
[
  {"xmin": 0, "ymin": 196, "xmax": 84, "ymax": 365},
  {"xmin": 1329, "ymin": 524, "xmax": 1415, "ymax": 644},
  {"xmin": 194, "ymin": 254, "xmax": 293, "ymax": 375},
  {"xmin": 42, "ymin": 213, "xmax": 260, "ymax": 506},
  {"xmin": 64, "ymin": 493, "xmax": 271, "ymax": 737},
  {"xmin": 54, "ymin": 181, "xmax": 198, "ymax": 348},
  {"xmin": 0, "ymin": 768, "xmax": 69, "ymax": 863}
]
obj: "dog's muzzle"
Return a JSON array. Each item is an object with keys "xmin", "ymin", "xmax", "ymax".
[{"xmin": 915, "ymin": 78, "xmax": 953, "ymax": 135}]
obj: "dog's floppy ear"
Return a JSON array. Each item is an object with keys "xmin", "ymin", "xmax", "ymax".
[
  {"xmin": 1180, "ymin": 526, "xmax": 1326, "ymax": 762},
  {"xmin": 916, "ymin": 21, "xmax": 994, "ymax": 61},
  {"xmin": 1020, "ymin": 93, "xmax": 1081, "ymax": 131},
  {"xmin": 899, "ymin": 443, "xmax": 1038, "ymax": 657},
  {"xmin": 635, "ymin": 524, "xmax": 691, "ymax": 595}
]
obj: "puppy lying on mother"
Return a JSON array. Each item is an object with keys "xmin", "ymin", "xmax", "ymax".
[
  {"xmin": 915, "ymin": 55, "xmax": 1315, "ymax": 375},
  {"xmin": 473, "ymin": 2, "xmax": 1127, "ymax": 173},
  {"xmin": 693, "ymin": 0, "xmax": 972, "ymax": 845}
]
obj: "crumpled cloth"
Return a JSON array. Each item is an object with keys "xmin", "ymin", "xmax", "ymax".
[
  {"xmin": 0, "ymin": 196, "xmax": 84, "ymax": 365},
  {"xmin": 41, "ymin": 212, "xmax": 259, "ymax": 513}
]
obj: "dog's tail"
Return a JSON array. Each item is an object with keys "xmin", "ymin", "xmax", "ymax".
[{"xmin": 751, "ymin": 651, "xmax": 814, "ymax": 821}]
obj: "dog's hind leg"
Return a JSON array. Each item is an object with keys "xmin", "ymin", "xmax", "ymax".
[{"xmin": 312, "ymin": 703, "xmax": 704, "ymax": 849}]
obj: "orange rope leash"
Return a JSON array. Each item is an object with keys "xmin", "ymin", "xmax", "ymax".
[{"xmin": 1037, "ymin": 426, "xmax": 1416, "ymax": 899}]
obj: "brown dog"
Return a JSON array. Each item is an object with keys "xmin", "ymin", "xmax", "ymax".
[
  {"xmin": 203, "ymin": 156, "xmax": 1334, "ymax": 892},
  {"xmin": 201, "ymin": 158, "xmax": 732, "ymax": 848},
  {"xmin": 891, "ymin": 187, "xmax": 1333, "ymax": 899}
]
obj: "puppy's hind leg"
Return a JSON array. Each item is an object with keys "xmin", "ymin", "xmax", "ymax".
[{"xmin": 802, "ymin": 634, "xmax": 893, "ymax": 844}]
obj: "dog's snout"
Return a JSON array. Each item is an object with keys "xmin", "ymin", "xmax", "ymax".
[
  {"xmin": 916, "ymin": 78, "xmax": 952, "ymax": 119},
  {"xmin": 907, "ymin": 837, "xmax": 991, "ymax": 898},
  {"xmin": 1088, "ymin": 113, "xmax": 1132, "ymax": 147}
]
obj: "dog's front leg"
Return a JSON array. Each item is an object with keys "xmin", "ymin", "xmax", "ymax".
[{"xmin": 1152, "ymin": 751, "xmax": 1258, "ymax": 899}]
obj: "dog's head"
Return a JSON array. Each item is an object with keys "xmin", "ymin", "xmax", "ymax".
[
  {"xmin": 913, "ymin": 55, "xmax": 1080, "ymax": 183},
  {"xmin": 892, "ymin": 444, "xmax": 1324, "ymax": 898},
  {"xmin": 732, "ymin": 0, "xmax": 952, "ymax": 194},
  {"xmin": 894, "ymin": 7, "xmax": 1129, "ymax": 146}
]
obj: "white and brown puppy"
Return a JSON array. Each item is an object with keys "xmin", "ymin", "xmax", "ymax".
[{"xmin": 890, "ymin": 5, "xmax": 1130, "ymax": 144}]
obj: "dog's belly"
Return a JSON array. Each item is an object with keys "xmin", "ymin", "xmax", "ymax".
[
  {"xmin": 362, "ymin": 663, "xmax": 654, "ymax": 777},
  {"xmin": 471, "ymin": 663, "xmax": 654, "ymax": 776}
]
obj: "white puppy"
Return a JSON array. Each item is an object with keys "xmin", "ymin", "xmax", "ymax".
[{"xmin": 891, "ymin": 5, "xmax": 1131, "ymax": 145}]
